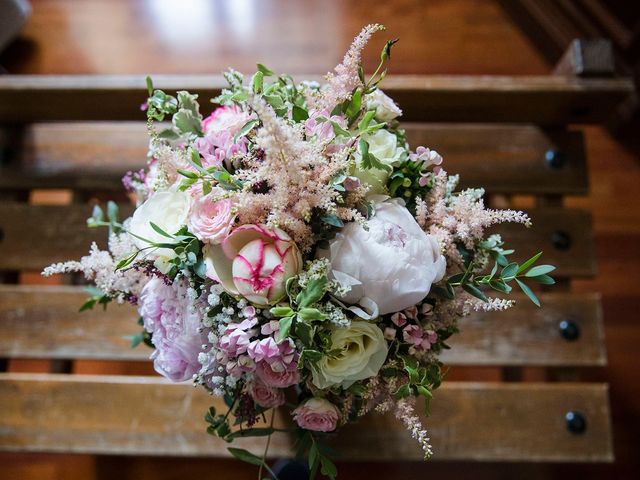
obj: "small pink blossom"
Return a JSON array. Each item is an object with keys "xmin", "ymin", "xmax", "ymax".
[
  {"xmin": 343, "ymin": 176, "xmax": 361, "ymax": 191},
  {"xmin": 188, "ymin": 196, "xmax": 235, "ymax": 244},
  {"xmin": 391, "ymin": 312, "xmax": 407, "ymax": 327},
  {"xmin": 384, "ymin": 327, "xmax": 397, "ymax": 341},
  {"xmin": 292, "ymin": 398, "xmax": 340, "ymax": 432},
  {"xmin": 410, "ymin": 146, "xmax": 443, "ymax": 168},
  {"xmin": 260, "ymin": 320, "xmax": 280, "ymax": 335},
  {"xmin": 305, "ymin": 109, "xmax": 347, "ymax": 141},
  {"xmin": 256, "ymin": 360, "xmax": 300, "ymax": 388},
  {"xmin": 403, "ymin": 324, "xmax": 424, "ymax": 346},
  {"xmin": 249, "ymin": 379, "xmax": 285, "ymax": 408},
  {"xmin": 219, "ymin": 318, "xmax": 258, "ymax": 357},
  {"xmin": 247, "ymin": 337, "xmax": 280, "ymax": 363},
  {"xmin": 403, "ymin": 306, "xmax": 418, "ymax": 320}
]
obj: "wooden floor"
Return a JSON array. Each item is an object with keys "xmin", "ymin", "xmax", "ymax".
[{"xmin": 1, "ymin": 0, "xmax": 639, "ymax": 478}]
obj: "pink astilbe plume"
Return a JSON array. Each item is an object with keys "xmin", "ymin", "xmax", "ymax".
[{"xmin": 311, "ymin": 24, "xmax": 385, "ymax": 112}]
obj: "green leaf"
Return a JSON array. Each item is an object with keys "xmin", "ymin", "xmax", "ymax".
[
  {"xmin": 501, "ymin": 262, "xmax": 518, "ymax": 280},
  {"xmin": 270, "ymin": 306, "xmax": 295, "ymax": 317},
  {"xmin": 177, "ymin": 168, "xmax": 199, "ymax": 179},
  {"xmin": 320, "ymin": 455, "xmax": 337, "ymax": 479},
  {"xmin": 295, "ymin": 321, "xmax": 314, "ymax": 347},
  {"xmin": 516, "ymin": 251, "xmax": 542, "ymax": 274},
  {"xmin": 358, "ymin": 110, "xmax": 376, "ymax": 131},
  {"xmin": 79, "ymin": 298, "xmax": 97, "ymax": 312},
  {"xmin": 308, "ymin": 443, "xmax": 319, "ymax": 471},
  {"xmin": 149, "ymin": 222, "xmax": 174, "ymax": 239},
  {"xmin": 277, "ymin": 315, "xmax": 294, "ymax": 342},
  {"xmin": 298, "ymin": 308, "xmax": 327, "ymax": 321},
  {"xmin": 489, "ymin": 279, "xmax": 512, "ymax": 294},
  {"xmin": 462, "ymin": 283, "xmax": 488, "ymax": 302},
  {"xmin": 234, "ymin": 119, "xmax": 259, "ymax": 143},
  {"xmin": 256, "ymin": 63, "xmax": 274, "ymax": 76},
  {"xmin": 525, "ymin": 265, "xmax": 556, "ymax": 277},
  {"xmin": 416, "ymin": 385, "xmax": 433, "ymax": 399},
  {"xmin": 173, "ymin": 109, "xmax": 203, "ymax": 136},
  {"xmin": 292, "ymin": 104, "xmax": 309, "ymax": 122},
  {"xmin": 516, "ymin": 279, "xmax": 540, "ymax": 307},
  {"xmin": 91, "ymin": 205, "xmax": 104, "ymax": 222},
  {"xmin": 106, "ymin": 201, "xmax": 119, "ymax": 224},
  {"xmin": 227, "ymin": 447, "xmax": 264, "ymax": 466},
  {"xmin": 331, "ymin": 121, "xmax": 351, "ymax": 138},
  {"xmin": 145, "ymin": 76, "xmax": 154, "ymax": 96},
  {"xmin": 252, "ymin": 71, "xmax": 264, "ymax": 94},
  {"xmin": 115, "ymin": 251, "xmax": 138, "ymax": 270},
  {"xmin": 530, "ymin": 274, "xmax": 555, "ymax": 285},
  {"xmin": 225, "ymin": 427, "xmax": 276, "ymax": 440},
  {"xmin": 320, "ymin": 214, "xmax": 344, "ymax": 228},
  {"xmin": 296, "ymin": 277, "xmax": 328, "ymax": 308},
  {"xmin": 345, "ymin": 88, "xmax": 362, "ymax": 120}
]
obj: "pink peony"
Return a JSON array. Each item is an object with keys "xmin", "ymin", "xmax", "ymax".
[
  {"xmin": 188, "ymin": 196, "xmax": 235, "ymax": 244},
  {"xmin": 249, "ymin": 379, "xmax": 285, "ymax": 409},
  {"xmin": 292, "ymin": 398, "xmax": 340, "ymax": 432},
  {"xmin": 256, "ymin": 360, "xmax": 300, "ymax": 388},
  {"xmin": 203, "ymin": 105, "xmax": 251, "ymax": 137},
  {"xmin": 204, "ymin": 224, "xmax": 302, "ymax": 305},
  {"xmin": 138, "ymin": 278, "xmax": 206, "ymax": 382}
]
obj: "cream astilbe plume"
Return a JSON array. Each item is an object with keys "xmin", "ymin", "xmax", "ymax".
[{"xmin": 231, "ymin": 96, "xmax": 351, "ymax": 250}]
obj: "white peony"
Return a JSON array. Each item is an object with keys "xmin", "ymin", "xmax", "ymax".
[
  {"xmin": 128, "ymin": 189, "xmax": 192, "ymax": 272},
  {"xmin": 365, "ymin": 88, "xmax": 402, "ymax": 122},
  {"xmin": 311, "ymin": 321, "xmax": 388, "ymax": 389},
  {"xmin": 353, "ymin": 129, "xmax": 404, "ymax": 194},
  {"xmin": 322, "ymin": 198, "xmax": 446, "ymax": 316}
]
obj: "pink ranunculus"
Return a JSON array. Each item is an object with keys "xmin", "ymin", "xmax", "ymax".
[
  {"xmin": 203, "ymin": 105, "xmax": 251, "ymax": 137},
  {"xmin": 188, "ymin": 196, "xmax": 235, "ymax": 244},
  {"xmin": 203, "ymin": 224, "xmax": 302, "ymax": 305},
  {"xmin": 256, "ymin": 360, "xmax": 300, "ymax": 388},
  {"xmin": 249, "ymin": 379, "xmax": 285, "ymax": 409},
  {"xmin": 292, "ymin": 398, "xmax": 340, "ymax": 432}
]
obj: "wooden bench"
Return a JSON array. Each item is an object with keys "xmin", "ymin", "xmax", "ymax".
[{"xmin": 0, "ymin": 41, "xmax": 632, "ymax": 467}]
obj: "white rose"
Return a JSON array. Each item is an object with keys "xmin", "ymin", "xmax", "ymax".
[
  {"xmin": 353, "ymin": 129, "xmax": 404, "ymax": 194},
  {"xmin": 323, "ymin": 198, "xmax": 446, "ymax": 316},
  {"xmin": 129, "ymin": 190, "xmax": 192, "ymax": 272},
  {"xmin": 365, "ymin": 88, "xmax": 402, "ymax": 122},
  {"xmin": 312, "ymin": 321, "xmax": 388, "ymax": 389}
]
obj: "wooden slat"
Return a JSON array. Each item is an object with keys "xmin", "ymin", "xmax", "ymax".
[
  {"xmin": 0, "ymin": 122, "xmax": 588, "ymax": 195},
  {"xmin": 0, "ymin": 286, "xmax": 605, "ymax": 367},
  {"xmin": 0, "ymin": 204, "xmax": 594, "ymax": 277},
  {"xmin": 0, "ymin": 373, "xmax": 613, "ymax": 462},
  {"xmin": 0, "ymin": 74, "xmax": 633, "ymax": 124}
]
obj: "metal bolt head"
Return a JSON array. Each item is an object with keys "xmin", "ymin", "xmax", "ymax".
[
  {"xmin": 559, "ymin": 320, "xmax": 580, "ymax": 341},
  {"xmin": 552, "ymin": 230, "xmax": 572, "ymax": 251},
  {"xmin": 565, "ymin": 411, "xmax": 587, "ymax": 434},
  {"xmin": 545, "ymin": 149, "xmax": 566, "ymax": 169}
]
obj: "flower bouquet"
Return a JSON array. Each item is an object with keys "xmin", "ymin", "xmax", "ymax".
[{"xmin": 44, "ymin": 24, "xmax": 555, "ymax": 479}]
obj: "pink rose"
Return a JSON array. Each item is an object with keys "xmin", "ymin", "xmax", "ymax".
[
  {"xmin": 256, "ymin": 360, "xmax": 300, "ymax": 388},
  {"xmin": 249, "ymin": 379, "xmax": 285, "ymax": 409},
  {"xmin": 292, "ymin": 398, "xmax": 340, "ymax": 432},
  {"xmin": 188, "ymin": 196, "xmax": 235, "ymax": 244},
  {"xmin": 203, "ymin": 105, "xmax": 251, "ymax": 137},
  {"xmin": 204, "ymin": 224, "xmax": 302, "ymax": 305}
]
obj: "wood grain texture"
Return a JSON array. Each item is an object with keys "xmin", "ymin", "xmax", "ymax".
[
  {"xmin": 0, "ymin": 286, "xmax": 605, "ymax": 367},
  {"xmin": 0, "ymin": 122, "xmax": 589, "ymax": 195},
  {"xmin": 0, "ymin": 373, "xmax": 613, "ymax": 462},
  {"xmin": 0, "ymin": 203, "xmax": 595, "ymax": 277},
  {"xmin": 0, "ymin": 74, "xmax": 633, "ymax": 124}
]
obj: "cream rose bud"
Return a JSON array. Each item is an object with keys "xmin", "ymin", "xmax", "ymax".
[
  {"xmin": 323, "ymin": 199, "xmax": 446, "ymax": 316},
  {"xmin": 353, "ymin": 129, "xmax": 404, "ymax": 194},
  {"xmin": 311, "ymin": 321, "xmax": 388, "ymax": 389},
  {"xmin": 204, "ymin": 225, "xmax": 302, "ymax": 305},
  {"xmin": 128, "ymin": 190, "xmax": 192, "ymax": 272},
  {"xmin": 365, "ymin": 88, "xmax": 402, "ymax": 122}
]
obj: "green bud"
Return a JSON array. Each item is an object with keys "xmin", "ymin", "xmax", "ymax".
[{"xmin": 270, "ymin": 306, "xmax": 294, "ymax": 317}]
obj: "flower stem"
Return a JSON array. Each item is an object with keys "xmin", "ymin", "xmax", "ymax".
[{"xmin": 258, "ymin": 409, "xmax": 276, "ymax": 480}]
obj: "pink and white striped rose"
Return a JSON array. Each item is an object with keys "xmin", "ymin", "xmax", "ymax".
[{"xmin": 204, "ymin": 224, "xmax": 302, "ymax": 305}]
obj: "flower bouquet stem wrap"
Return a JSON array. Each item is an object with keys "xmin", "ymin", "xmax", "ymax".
[{"xmin": 44, "ymin": 24, "xmax": 556, "ymax": 479}]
